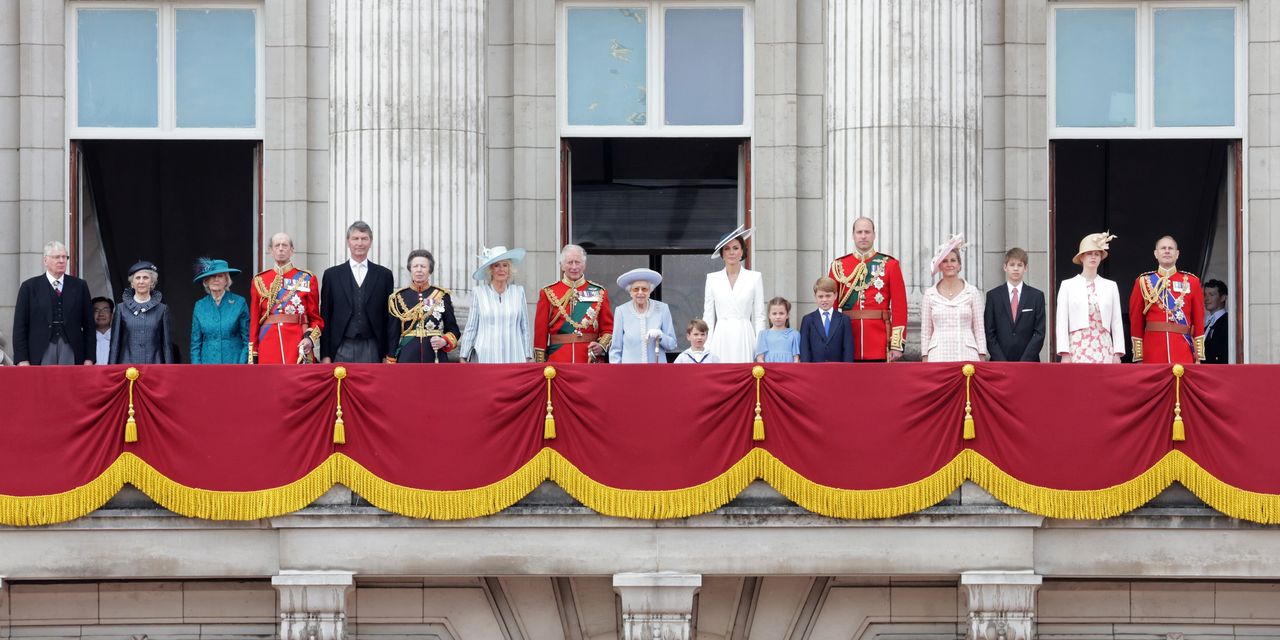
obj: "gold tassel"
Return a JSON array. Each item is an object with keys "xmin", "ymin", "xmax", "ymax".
[
  {"xmin": 124, "ymin": 367, "xmax": 140, "ymax": 443},
  {"xmin": 1172, "ymin": 364, "xmax": 1185, "ymax": 442},
  {"xmin": 543, "ymin": 366, "xmax": 557, "ymax": 439},
  {"xmin": 752, "ymin": 365, "xmax": 766, "ymax": 441},
  {"xmin": 962, "ymin": 363, "xmax": 976, "ymax": 440},
  {"xmin": 332, "ymin": 366, "xmax": 347, "ymax": 445}
]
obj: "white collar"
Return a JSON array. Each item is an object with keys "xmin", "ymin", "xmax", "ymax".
[
  {"xmin": 1207, "ymin": 308, "xmax": 1227, "ymax": 324},
  {"xmin": 1007, "ymin": 281, "xmax": 1022, "ymax": 295},
  {"xmin": 46, "ymin": 272, "xmax": 64, "ymax": 287},
  {"xmin": 349, "ymin": 258, "xmax": 368, "ymax": 270},
  {"xmin": 97, "ymin": 328, "xmax": 111, "ymax": 337}
]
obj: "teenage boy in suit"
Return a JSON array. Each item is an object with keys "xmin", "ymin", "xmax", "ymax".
[
  {"xmin": 984, "ymin": 247, "xmax": 1046, "ymax": 361},
  {"xmin": 800, "ymin": 277, "xmax": 854, "ymax": 363}
]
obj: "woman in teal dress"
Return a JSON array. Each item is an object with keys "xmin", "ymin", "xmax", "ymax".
[{"xmin": 190, "ymin": 258, "xmax": 249, "ymax": 364}]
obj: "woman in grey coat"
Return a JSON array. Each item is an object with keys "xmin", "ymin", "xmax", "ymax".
[{"xmin": 110, "ymin": 260, "xmax": 173, "ymax": 364}]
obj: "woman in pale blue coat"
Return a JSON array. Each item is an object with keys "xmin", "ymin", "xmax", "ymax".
[
  {"xmin": 609, "ymin": 268, "xmax": 677, "ymax": 363},
  {"xmin": 190, "ymin": 258, "xmax": 249, "ymax": 364},
  {"xmin": 459, "ymin": 246, "xmax": 533, "ymax": 363}
]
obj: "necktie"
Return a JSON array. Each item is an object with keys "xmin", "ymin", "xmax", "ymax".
[
  {"xmin": 1010, "ymin": 287, "xmax": 1019, "ymax": 322},
  {"xmin": 354, "ymin": 263, "xmax": 365, "ymax": 287},
  {"xmin": 822, "ymin": 310, "xmax": 830, "ymax": 336},
  {"xmin": 53, "ymin": 280, "xmax": 61, "ymax": 296}
]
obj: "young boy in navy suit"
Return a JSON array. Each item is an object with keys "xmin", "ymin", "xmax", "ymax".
[{"xmin": 800, "ymin": 277, "xmax": 854, "ymax": 362}]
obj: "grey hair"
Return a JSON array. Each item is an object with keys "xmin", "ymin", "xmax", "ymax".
[
  {"xmin": 43, "ymin": 240, "xmax": 68, "ymax": 257},
  {"xmin": 201, "ymin": 274, "xmax": 234, "ymax": 294},
  {"xmin": 347, "ymin": 220, "xmax": 373, "ymax": 239},
  {"xmin": 131, "ymin": 269, "xmax": 159, "ymax": 288},
  {"xmin": 270, "ymin": 232, "xmax": 294, "ymax": 248},
  {"xmin": 559, "ymin": 244, "xmax": 587, "ymax": 264}
]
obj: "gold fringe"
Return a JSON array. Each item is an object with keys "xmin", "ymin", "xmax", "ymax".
[
  {"xmin": 550, "ymin": 449, "xmax": 761, "ymax": 520},
  {"xmin": 334, "ymin": 451, "xmax": 551, "ymax": 520},
  {"xmin": 965, "ymin": 449, "xmax": 1174, "ymax": 519},
  {"xmin": 762, "ymin": 451, "xmax": 967, "ymax": 519}
]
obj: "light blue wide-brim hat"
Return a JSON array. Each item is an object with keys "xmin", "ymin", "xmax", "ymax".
[
  {"xmin": 473, "ymin": 246, "xmax": 527, "ymax": 282},
  {"xmin": 712, "ymin": 224, "xmax": 754, "ymax": 258},
  {"xmin": 191, "ymin": 258, "xmax": 241, "ymax": 283},
  {"xmin": 617, "ymin": 268, "xmax": 663, "ymax": 290}
]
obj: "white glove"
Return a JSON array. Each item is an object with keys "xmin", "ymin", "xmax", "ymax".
[{"xmin": 646, "ymin": 329, "xmax": 664, "ymax": 341}]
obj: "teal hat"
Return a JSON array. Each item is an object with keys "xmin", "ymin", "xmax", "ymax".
[{"xmin": 192, "ymin": 258, "xmax": 241, "ymax": 283}]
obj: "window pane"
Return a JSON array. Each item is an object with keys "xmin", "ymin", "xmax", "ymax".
[
  {"xmin": 1154, "ymin": 8, "xmax": 1235, "ymax": 127},
  {"xmin": 571, "ymin": 138, "xmax": 739, "ymax": 251},
  {"xmin": 77, "ymin": 9, "xmax": 158, "ymax": 128},
  {"xmin": 664, "ymin": 8, "xmax": 744, "ymax": 126},
  {"xmin": 1055, "ymin": 9, "xmax": 1136, "ymax": 127},
  {"xmin": 177, "ymin": 9, "xmax": 257, "ymax": 128},
  {"xmin": 567, "ymin": 8, "xmax": 648, "ymax": 126}
]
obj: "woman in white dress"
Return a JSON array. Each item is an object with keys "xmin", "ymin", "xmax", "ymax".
[
  {"xmin": 920, "ymin": 234, "xmax": 987, "ymax": 362},
  {"xmin": 703, "ymin": 225, "xmax": 766, "ymax": 363},
  {"xmin": 459, "ymin": 246, "xmax": 533, "ymax": 363}
]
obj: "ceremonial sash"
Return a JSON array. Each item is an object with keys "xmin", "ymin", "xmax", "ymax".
[
  {"xmin": 836, "ymin": 254, "xmax": 888, "ymax": 310},
  {"xmin": 1147, "ymin": 273, "xmax": 1192, "ymax": 349}
]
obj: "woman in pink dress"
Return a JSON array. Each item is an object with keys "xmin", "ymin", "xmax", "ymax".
[
  {"xmin": 1055, "ymin": 232, "xmax": 1125, "ymax": 363},
  {"xmin": 920, "ymin": 234, "xmax": 987, "ymax": 362}
]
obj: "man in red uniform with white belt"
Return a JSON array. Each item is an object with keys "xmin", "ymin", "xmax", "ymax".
[
  {"xmin": 827, "ymin": 217, "xmax": 908, "ymax": 361},
  {"xmin": 249, "ymin": 232, "xmax": 323, "ymax": 364},
  {"xmin": 1129, "ymin": 235, "xmax": 1204, "ymax": 364},
  {"xmin": 534, "ymin": 244, "xmax": 613, "ymax": 363}
]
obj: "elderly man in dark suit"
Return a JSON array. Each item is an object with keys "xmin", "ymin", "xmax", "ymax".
[
  {"xmin": 320, "ymin": 221, "xmax": 395, "ymax": 363},
  {"xmin": 984, "ymin": 248, "xmax": 1046, "ymax": 362},
  {"xmin": 13, "ymin": 240, "xmax": 95, "ymax": 365}
]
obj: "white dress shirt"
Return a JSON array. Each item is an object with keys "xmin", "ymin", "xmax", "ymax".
[
  {"xmin": 349, "ymin": 258, "xmax": 368, "ymax": 287},
  {"xmin": 96, "ymin": 329, "xmax": 111, "ymax": 365}
]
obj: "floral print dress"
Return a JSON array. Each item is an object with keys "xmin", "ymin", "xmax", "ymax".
[{"xmin": 1068, "ymin": 280, "xmax": 1114, "ymax": 364}]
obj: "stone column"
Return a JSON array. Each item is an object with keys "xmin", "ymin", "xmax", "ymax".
[
  {"xmin": 272, "ymin": 570, "xmax": 355, "ymax": 640},
  {"xmin": 613, "ymin": 572, "xmax": 702, "ymax": 640},
  {"xmin": 330, "ymin": 0, "xmax": 486, "ymax": 294},
  {"xmin": 960, "ymin": 570, "xmax": 1042, "ymax": 640},
  {"xmin": 825, "ymin": 0, "xmax": 982, "ymax": 296}
]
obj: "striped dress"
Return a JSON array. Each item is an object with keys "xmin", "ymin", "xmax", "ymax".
[{"xmin": 459, "ymin": 283, "xmax": 533, "ymax": 363}]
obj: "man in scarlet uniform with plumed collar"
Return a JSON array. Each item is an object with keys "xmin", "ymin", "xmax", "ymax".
[
  {"xmin": 826, "ymin": 217, "xmax": 908, "ymax": 361},
  {"xmin": 1129, "ymin": 235, "xmax": 1204, "ymax": 364},
  {"xmin": 249, "ymin": 232, "xmax": 323, "ymax": 364},
  {"xmin": 534, "ymin": 244, "xmax": 613, "ymax": 363}
]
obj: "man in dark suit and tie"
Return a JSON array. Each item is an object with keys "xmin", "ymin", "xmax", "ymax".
[
  {"xmin": 1203, "ymin": 279, "xmax": 1229, "ymax": 363},
  {"xmin": 320, "ymin": 221, "xmax": 395, "ymax": 363},
  {"xmin": 800, "ymin": 277, "xmax": 854, "ymax": 362},
  {"xmin": 984, "ymin": 248, "xmax": 1046, "ymax": 362},
  {"xmin": 13, "ymin": 240, "xmax": 95, "ymax": 365}
]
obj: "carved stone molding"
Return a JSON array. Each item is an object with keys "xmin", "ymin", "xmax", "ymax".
[
  {"xmin": 272, "ymin": 570, "xmax": 356, "ymax": 640},
  {"xmin": 961, "ymin": 570, "xmax": 1042, "ymax": 640},
  {"xmin": 613, "ymin": 572, "xmax": 702, "ymax": 640}
]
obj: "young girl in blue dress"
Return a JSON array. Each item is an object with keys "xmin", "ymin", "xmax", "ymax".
[{"xmin": 754, "ymin": 297, "xmax": 800, "ymax": 363}]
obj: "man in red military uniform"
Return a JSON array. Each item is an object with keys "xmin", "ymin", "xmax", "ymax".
[
  {"xmin": 827, "ymin": 217, "xmax": 908, "ymax": 361},
  {"xmin": 534, "ymin": 244, "xmax": 613, "ymax": 363},
  {"xmin": 1129, "ymin": 235, "xmax": 1204, "ymax": 364},
  {"xmin": 249, "ymin": 232, "xmax": 323, "ymax": 364}
]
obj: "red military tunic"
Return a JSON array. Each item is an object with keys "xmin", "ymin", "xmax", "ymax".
[
  {"xmin": 1129, "ymin": 267, "xmax": 1205, "ymax": 364},
  {"xmin": 533, "ymin": 277, "xmax": 614, "ymax": 363},
  {"xmin": 828, "ymin": 250, "xmax": 908, "ymax": 361},
  {"xmin": 249, "ymin": 264, "xmax": 323, "ymax": 364}
]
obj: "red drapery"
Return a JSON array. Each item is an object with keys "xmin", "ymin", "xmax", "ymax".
[{"xmin": 1, "ymin": 362, "xmax": 1274, "ymax": 525}]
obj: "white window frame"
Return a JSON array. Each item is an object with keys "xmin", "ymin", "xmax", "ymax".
[
  {"xmin": 1048, "ymin": 0, "xmax": 1244, "ymax": 140},
  {"xmin": 66, "ymin": 1, "xmax": 265, "ymax": 140},
  {"xmin": 558, "ymin": 0, "xmax": 754, "ymax": 138}
]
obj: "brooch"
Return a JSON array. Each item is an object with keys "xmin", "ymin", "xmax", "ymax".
[{"xmin": 874, "ymin": 292, "xmax": 885, "ymax": 304}]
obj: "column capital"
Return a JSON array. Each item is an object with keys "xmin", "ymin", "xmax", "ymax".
[
  {"xmin": 613, "ymin": 572, "xmax": 702, "ymax": 640},
  {"xmin": 272, "ymin": 571, "xmax": 355, "ymax": 640},
  {"xmin": 960, "ymin": 570, "xmax": 1042, "ymax": 640}
]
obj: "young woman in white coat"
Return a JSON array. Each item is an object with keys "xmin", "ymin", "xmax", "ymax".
[
  {"xmin": 1056, "ymin": 232, "xmax": 1126, "ymax": 363},
  {"xmin": 703, "ymin": 225, "xmax": 766, "ymax": 363}
]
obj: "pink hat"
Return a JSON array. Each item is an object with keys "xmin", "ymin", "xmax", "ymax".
[{"xmin": 930, "ymin": 233, "xmax": 966, "ymax": 276}]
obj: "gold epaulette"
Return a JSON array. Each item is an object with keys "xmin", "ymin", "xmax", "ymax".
[{"xmin": 431, "ymin": 285, "xmax": 452, "ymax": 296}]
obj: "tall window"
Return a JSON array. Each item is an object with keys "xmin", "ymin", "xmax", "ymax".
[
  {"xmin": 559, "ymin": 2, "xmax": 753, "ymax": 349},
  {"xmin": 70, "ymin": 2, "xmax": 263, "ymax": 138},
  {"xmin": 1049, "ymin": 2, "xmax": 1242, "ymax": 138}
]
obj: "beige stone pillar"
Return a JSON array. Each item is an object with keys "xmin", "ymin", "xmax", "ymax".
[
  {"xmin": 960, "ymin": 570, "xmax": 1042, "ymax": 640},
  {"xmin": 825, "ymin": 0, "xmax": 982, "ymax": 295},
  {"xmin": 272, "ymin": 570, "xmax": 355, "ymax": 640},
  {"xmin": 330, "ymin": 0, "xmax": 486, "ymax": 293},
  {"xmin": 613, "ymin": 572, "xmax": 701, "ymax": 640}
]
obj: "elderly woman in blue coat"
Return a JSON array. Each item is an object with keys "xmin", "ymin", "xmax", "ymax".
[
  {"xmin": 190, "ymin": 258, "xmax": 249, "ymax": 364},
  {"xmin": 609, "ymin": 268, "xmax": 677, "ymax": 363}
]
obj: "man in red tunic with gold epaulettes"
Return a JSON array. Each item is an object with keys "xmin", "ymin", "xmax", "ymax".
[
  {"xmin": 533, "ymin": 245, "xmax": 613, "ymax": 363},
  {"xmin": 1129, "ymin": 235, "xmax": 1205, "ymax": 364},
  {"xmin": 249, "ymin": 232, "xmax": 323, "ymax": 364},
  {"xmin": 826, "ymin": 217, "xmax": 908, "ymax": 361}
]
